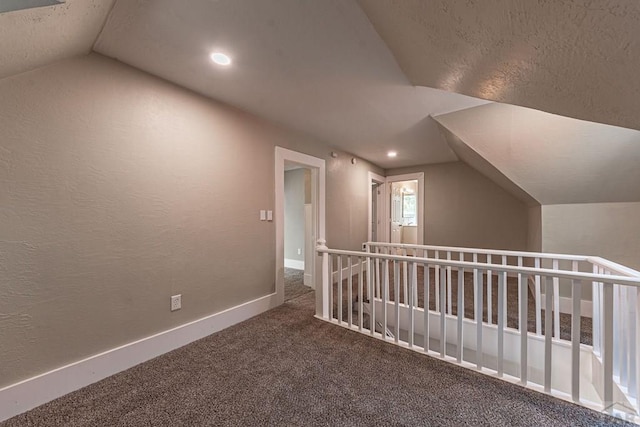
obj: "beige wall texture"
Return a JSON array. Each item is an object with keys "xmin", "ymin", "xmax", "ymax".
[
  {"xmin": 542, "ymin": 202, "xmax": 640, "ymax": 272},
  {"xmin": 387, "ymin": 162, "xmax": 529, "ymax": 251},
  {"xmin": 527, "ymin": 206, "xmax": 543, "ymax": 253},
  {"xmin": 0, "ymin": 53, "xmax": 382, "ymax": 387},
  {"xmin": 284, "ymin": 169, "xmax": 307, "ymax": 262}
]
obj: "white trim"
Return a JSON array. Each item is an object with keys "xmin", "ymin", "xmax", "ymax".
[
  {"xmin": 284, "ymin": 258, "xmax": 304, "ymax": 270},
  {"xmin": 367, "ymin": 171, "xmax": 386, "ymax": 243},
  {"xmin": 527, "ymin": 276, "xmax": 593, "ymax": 318},
  {"xmin": 0, "ymin": 292, "xmax": 279, "ymax": 423},
  {"xmin": 275, "ymin": 147, "xmax": 326, "ymax": 315},
  {"xmin": 540, "ymin": 295, "xmax": 593, "ymax": 318},
  {"xmin": 385, "ymin": 172, "xmax": 425, "ymax": 245},
  {"xmin": 303, "ymin": 273, "xmax": 312, "ymax": 287}
]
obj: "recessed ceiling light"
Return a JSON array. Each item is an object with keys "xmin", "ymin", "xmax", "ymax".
[
  {"xmin": 387, "ymin": 151, "xmax": 397, "ymax": 158},
  {"xmin": 210, "ymin": 52, "xmax": 232, "ymax": 66}
]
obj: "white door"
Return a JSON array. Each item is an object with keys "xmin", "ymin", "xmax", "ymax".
[
  {"xmin": 390, "ymin": 183, "xmax": 402, "ymax": 244},
  {"xmin": 384, "ymin": 173, "xmax": 424, "ymax": 246}
]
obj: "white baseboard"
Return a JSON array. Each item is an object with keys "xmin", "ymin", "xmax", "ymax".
[
  {"xmin": 332, "ymin": 261, "xmax": 368, "ymax": 283},
  {"xmin": 304, "ymin": 273, "xmax": 313, "ymax": 288},
  {"xmin": 527, "ymin": 276, "xmax": 593, "ymax": 317},
  {"xmin": 0, "ymin": 292, "xmax": 279, "ymax": 423},
  {"xmin": 540, "ymin": 296, "xmax": 593, "ymax": 318},
  {"xmin": 284, "ymin": 258, "xmax": 304, "ymax": 270}
]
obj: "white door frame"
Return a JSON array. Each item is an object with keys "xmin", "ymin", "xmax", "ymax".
[
  {"xmin": 275, "ymin": 147, "xmax": 326, "ymax": 308},
  {"xmin": 367, "ymin": 171, "xmax": 387, "ymax": 243},
  {"xmin": 381, "ymin": 172, "xmax": 424, "ymax": 245}
]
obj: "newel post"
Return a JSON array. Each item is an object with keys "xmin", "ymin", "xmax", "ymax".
[{"xmin": 317, "ymin": 239, "xmax": 330, "ymax": 319}]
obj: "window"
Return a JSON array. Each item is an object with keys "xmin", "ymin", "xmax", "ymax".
[{"xmin": 402, "ymin": 193, "xmax": 416, "ymax": 219}]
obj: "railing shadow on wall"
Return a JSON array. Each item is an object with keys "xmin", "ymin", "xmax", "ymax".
[{"xmin": 315, "ymin": 240, "xmax": 640, "ymax": 422}]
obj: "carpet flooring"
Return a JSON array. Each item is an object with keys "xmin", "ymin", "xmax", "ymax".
[
  {"xmin": 284, "ymin": 267, "xmax": 312, "ymax": 302},
  {"xmin": 2, "ymin": 292, "xmax": 632, "ymax": 426},
  {"xmin": 332, "ymin": 265, "xmax": 593, "ymax": 345}
]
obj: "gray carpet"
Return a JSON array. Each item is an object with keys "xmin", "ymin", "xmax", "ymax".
[
  {"xmin": 2, "ymin": 292, "xmax": 632, "ymax": 426},
  {"xmin": 285, "ymin": 267, "xmax": 312, "ymax": 301}
]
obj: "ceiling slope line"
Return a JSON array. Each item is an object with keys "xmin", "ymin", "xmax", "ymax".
[
  {"xmin": 90, "ymin": 0, "xmax": 118, "ymax": 52},
  {"xmin": 432, "ymin": 117, "xmax": 540, "ymax": 207}
]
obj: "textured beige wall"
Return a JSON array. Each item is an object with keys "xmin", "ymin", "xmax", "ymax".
[
  {"xmin": 0, "ymin": 53, "xmax": 382, "ymax": 387},
  {"xmin": 386, "ymin": 162, "xmax": 529, "ymax": 250},
  {"xmin": 527, "ymin": 206, "xmax": 542, "ymax": 252},
  {"xmin": 542, "ymin": 202, "xmax": 640, "ymax": 272},
  {"xmin": 284, "ymin": 169, "xmax": 306, "ymax": 262}
]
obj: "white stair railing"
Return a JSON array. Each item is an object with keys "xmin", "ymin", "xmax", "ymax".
[{"xmin": 316, "ymin": 240, "xmax": 640, "ymax": 420}]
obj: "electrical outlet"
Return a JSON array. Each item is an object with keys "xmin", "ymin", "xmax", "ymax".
[
  {"xmin": 297, "ymin": 248, "xmax": 301, "ymax": 255},
  {"xmin": 171, "ymin": 294, "xmax": 181, "ymax": 311}
]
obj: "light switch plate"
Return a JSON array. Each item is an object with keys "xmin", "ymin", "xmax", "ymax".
[{"xmin": 267, "ymin": 210, "xmax": 273, "ymax": 221}]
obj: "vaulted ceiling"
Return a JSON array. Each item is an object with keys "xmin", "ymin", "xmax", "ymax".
[
  {"xmin": 92, "ymin": 0, "xmax": 488, "ymax": 169},
  {"xmin": 2, "ymin": 0, "xmax": 640, "ymax": 204},
  {"xmin": 359, "ymin": 0, "xmax": 640, "ymax": 132}
]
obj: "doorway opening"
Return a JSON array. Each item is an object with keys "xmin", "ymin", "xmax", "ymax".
[
  {"xmin": 368, "ymin": 172, "xmax": 424, "ymax": 245},
  {"xmin": 275, "ymin": 147, "xmax": 326, "ymax": 307},
  {"xmin": 368, "ymin": 172, "xmax": 386, "ymax": 243},
  {"xmin": 283, "ymin": 163, "xmax": 313, "ymax": 301},
  {"xmin": 390, "ymin": 179, "xmax": 418, "ymax": 244}
]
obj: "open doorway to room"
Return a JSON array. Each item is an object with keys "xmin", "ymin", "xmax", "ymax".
[
  {"xmin": 368, "ymin": 172, "xmax": 386, "ymax": 242},
  {"xmin": 283, "ymin": 164, "xmax": 313, "ymax": 301},
  {"xmin": 275, "ymin": 147, "xmax": 326, "ymax": 308},
  {"xmin": 390, "ymin": 179, "xmax": 419, "ymax": 244},
  {"xmin": 368, "ymin": 172, "xmax": 424, "ymax": 245}
]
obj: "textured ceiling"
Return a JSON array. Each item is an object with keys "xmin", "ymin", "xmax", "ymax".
[
  {"xmin": 93, "ymin": 0, "xmax": 489, "ymax": 169},
  {"xmin": 434, "ymin": 103, "xmax": 640, "ymax": 205},
  {"xmin": 0, "ymin": 0, "xmax": 115, "ymax": 80},
  {"xmin": 359, "ymin": 0, "xmax": 640, "ymax": 132},
  {"xmin": 3, "ymin": 0, "xmax": 639, "ymax": 205}
]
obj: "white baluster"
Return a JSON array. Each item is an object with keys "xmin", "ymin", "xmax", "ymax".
[
  {"xmin": 544, "ymin": 276, "xmax": 553, "ymax": 393},
  {"xmin": 520, "ymin": 272, "xmax": 528, "ymax": 385},
  {"xmin": 618, "ymin": 285, "xmax": 626, "ymax": 389},
  {"xmin": 369, "ymin": 255, "xmax": 375, "ymax": 337},
  {"xmin": 447, "ymin": 251, "xmax": 452, "ymax": 315},
  {"xmin": 319, "ymin": 240, "xmax": 330, "ymax": 319},
  {"xmin": 440, "ymin": 266, "xmax": 446, "ymax": 358},
  {"xmin": 383, "ymin": 259, "xmax": 390, "ymax": 340},
  {"xmin": 347, "ymin": 256, "xmax": 353, "ymax": 328},
  {"xmin": 358, "ymin": 257, "xmax": 364, "ymax": 331},
  {"xmin": 408, "ymin": 262, "xmax": 416, "ymax": 348},
  {"xmin": 518, "ymin": 256, "xmax": 523, "ymax": 330},
  {"xmin": 571, "ymin": 277, "xmax": 581, "ymax": 403},
  {"xmin": 592, "ymin": 264, "xmax": 601, "ymax": 355},
  {"xmin": 457, "ymin": 266, "xmax": 464, "ymax": 363},
  {"xmin": 403, "ymin": 248, "xmax": 408, "ymax": 305},
  {"xmin": 475, "ymin": 265, "xmax": 483, "ymax": 370},
  {"xmin": 535, "ymin": 258, "xmax": 542, "ymax": 335},
  {"xmin": 497, "ymin": 271, "xmax": 505, "ymax": 377},
  {"xmin": 435, "ymin": 251, "xmax": 440, "ymax": 312},
  {"xmin": 394, "ymin": 260, "xmax": 400, "ymax": 343},
  {"xmin": 375, "ymin": 248, "xmax": 381, "ymax": 299},
  {"xmin": 424, "ymin": 261, "xmax": 430, "ymax": 354},
  {"xmin": 552, "ymin": 259, "xmax": 560, "ymax": 338},
  {"xmin": 487, "ymin": 254, "xmax": 493, "ymax": 325},
  {"xmin": 337, "ymin": 255, "xmax": 343, "ymax": 324},
  {"xmin": 602, "ymin": 281, "xmax": 614, "ymax": 410},
  {"xmin": 502, "ymin": 255, "xmax": 507, "ymax": 325}
]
